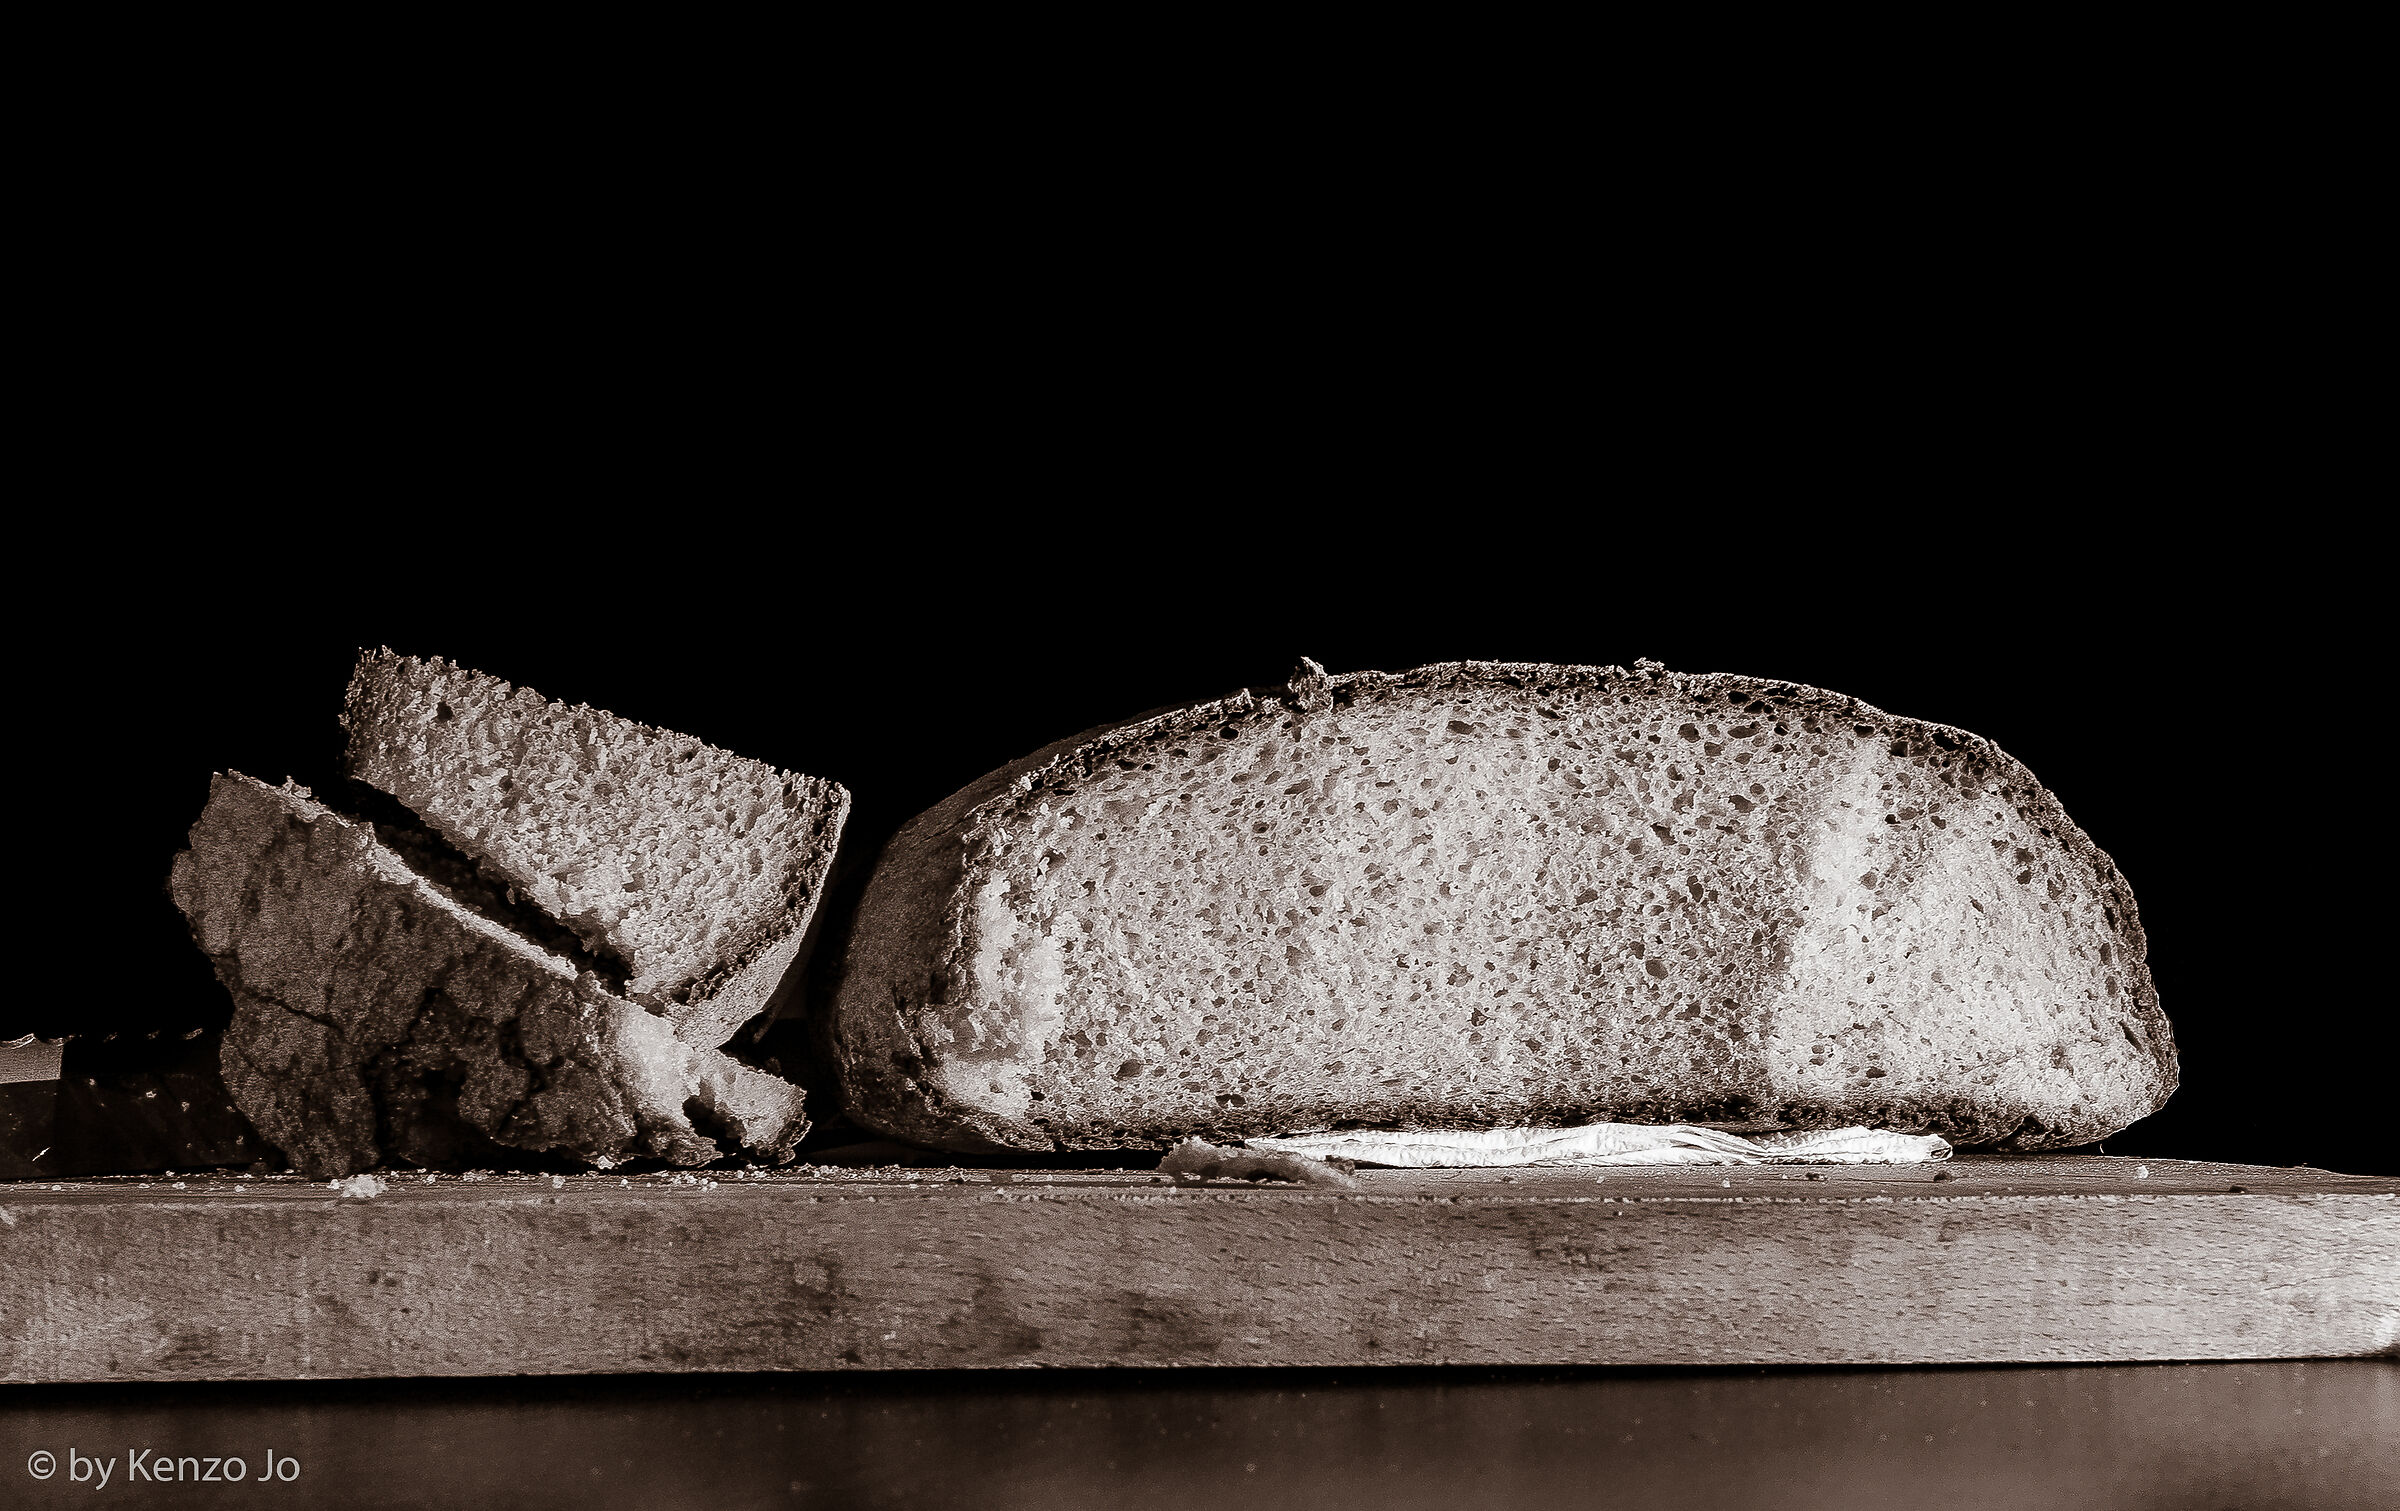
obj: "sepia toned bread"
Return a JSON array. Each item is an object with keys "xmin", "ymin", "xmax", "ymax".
[
  {"xmin": 342, "ymin": 650, "xmax": 850, "ymax": 1049},
  {"xmin": 827, "ymin": 658, "xmax": 2176, "ymax": 1153},
  {"xmin": 169, "ymin": 772, "xmax": 809, "ymax": 1178}
]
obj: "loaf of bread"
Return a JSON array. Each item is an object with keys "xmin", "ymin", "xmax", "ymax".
[
  {"xmin": 343, "ymin": 650, "xmax": 849, "ymax": 1049},
  {"xmin": 170, "ymin": 772, "xmax": 808, "ymax": 1178},
  {"xmin": 827, "ymin": 658, "xmax": 2176, "ymax": 1152}
]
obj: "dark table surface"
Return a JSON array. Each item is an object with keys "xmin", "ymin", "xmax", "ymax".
[{"xmin": 5, "ymin": 1360, "xmax": 2393, "ymax": 1510}]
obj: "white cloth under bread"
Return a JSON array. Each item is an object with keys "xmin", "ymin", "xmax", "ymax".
[{"xmin": 1247, "ymin": 1123, "xmax": 1951, "ymax": 1167}]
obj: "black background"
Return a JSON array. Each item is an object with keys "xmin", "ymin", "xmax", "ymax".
[{"xmin": 25, "ymin": 522, "xmax": 2384, "ymax": 1173}]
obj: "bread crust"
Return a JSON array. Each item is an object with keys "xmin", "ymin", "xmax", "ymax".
[{"xmin": 830, "ymin": 661, "xmax": 2175, "ymax": 1153}]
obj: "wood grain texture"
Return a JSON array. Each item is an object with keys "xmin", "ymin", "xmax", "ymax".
[{"xmin": 4, "ymin": 1157, "xmax": 2392, "ymax": 1383}]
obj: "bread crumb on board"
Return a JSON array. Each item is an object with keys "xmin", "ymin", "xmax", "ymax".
[
  {"xmin": 327, "ymin": 1174, "xmax": 388, "ymax": 1199},
  {"xmin": 1158, "ymin": 1137, "xmax": 1360, "ymax": 1189}
]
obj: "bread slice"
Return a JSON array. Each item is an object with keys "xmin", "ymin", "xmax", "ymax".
[
  {"xmin": 169, "ymin": 772, "xmax": 809, "ymax": 1178},
  {"xmin": 342, "ymin": 650, "xmax": 850, "ymax": 1049},
  {"xmin": 826, "ymin": 658, "xmax": 2176, "ymax": 1153}
]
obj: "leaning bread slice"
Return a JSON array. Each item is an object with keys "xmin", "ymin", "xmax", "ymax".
[
  {"xmin": 170, "ymin": 772, "xmax": 808, "ymax": 1178},
  {"xmin": 827, "ymin": 658, "xmax": 2175, "ymax": 1153},
  {"xmin": 342, "ymin": 650, "xmax": 849, "ymax": 1048}
]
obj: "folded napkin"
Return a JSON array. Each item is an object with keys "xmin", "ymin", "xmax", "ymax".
[{"xmin": 1247, "ymin": 1122, "xmax": 1951, "ymax": 1168}]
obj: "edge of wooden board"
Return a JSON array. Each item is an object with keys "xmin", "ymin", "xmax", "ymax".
[{"xmin": 7, "ymin": 1157, "xmax": 2394, "ymax": 1381}]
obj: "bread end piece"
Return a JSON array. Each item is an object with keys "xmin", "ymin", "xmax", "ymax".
[{"xmin": 170, "ymin": 771, "xmax": 808, "ymax": 1177}]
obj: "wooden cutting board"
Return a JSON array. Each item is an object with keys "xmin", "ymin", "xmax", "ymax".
[{"xmin": 4, "ymin": 1156, "xmax": 2392, "ymax": 1382}]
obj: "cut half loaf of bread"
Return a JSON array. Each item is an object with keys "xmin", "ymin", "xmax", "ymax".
[
  {"xmin": 343, "ymin": 650, "xmax": 850, "ymax": 1049},
  {"xmin": 827, "ymin": 658, "xmax": 2175, "ymax": 1153},
  {"xmin": 170, "ymin": 772, "xmax": 809, "ymax": 1178}
]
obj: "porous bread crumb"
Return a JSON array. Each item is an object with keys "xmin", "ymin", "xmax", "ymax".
[{"xmin": 328, "ymin": 1174, "xmax": 387, "ymax": 1199}]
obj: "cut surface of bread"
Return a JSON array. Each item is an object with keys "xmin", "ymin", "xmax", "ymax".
[
  {"xmin": 828, "ymin": 659, "xmax": 2175, "ymax": 1153},
  {"xmin": 169, "ymin": 772, "xmax": 809, "ymax": 1178},
  {"xmin": 343, "ymin": 651, "xmax": 850, "ymax": 1048}
]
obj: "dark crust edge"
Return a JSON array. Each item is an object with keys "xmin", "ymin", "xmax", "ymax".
[
  {"xmin": 681, "ymin": 778, "xmax": 852, "ymax": 1010},
  {"xmin": 832, "ymin": 660, "xmax": 2174, "ymax": 1153}
]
